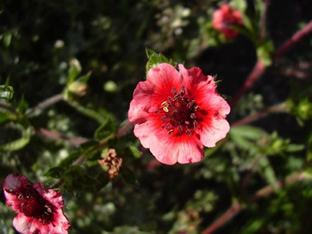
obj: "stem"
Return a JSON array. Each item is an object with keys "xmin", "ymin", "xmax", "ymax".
[
  {"xmin": 202, "ymin": 201, "xmax": 240, "ymax": 234},
  {"xmin": 259, "ymin": 0, "xmax": 270, "ymax": 41},
  {"xmin": 37, "ymin": 128, "xmax": 88, "ymax": 146},
  {"xmin": 231, "ymin": 102, "xmax": 287, "ymax": 127},
  {"xmin": 201, "ymin": 171, "xmax": 307, "ymax": 234},
  {"xmin": 230, "ymin": 60, "xmax": 266, "ymax": 107},
  {"xmin": 116, "ymin": 120, "xmax": 133, "ymax": 137},
  {"xmin": 51, "ymin": 133, "xmax": 115, "ymax": 189},
  {"xmin": 274, "ymin": 21, "xmax": 312, "ymax": 58},
  {"xmin": 231, "ymin": 20, "xmax": 312, "ymax": 108},
  {"xmin": 27, "ymin": 93, "xmax": 63, "ymax": 116}
]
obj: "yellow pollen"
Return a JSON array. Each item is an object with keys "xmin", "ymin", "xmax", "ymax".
[
  {"xmin": 163, "ymin": 106, "xmax": 169, "ymax": 112},
  {"xmin": 161, "ymin": 101, "xmax": 168, "ymax": 106}
]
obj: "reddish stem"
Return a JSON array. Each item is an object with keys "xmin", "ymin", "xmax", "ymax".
[
  {"xmin": 202, "ymin": 201, "xmax": 241, "ymax": 234},
  {"xmin": 37, "ymin": 128, "xmax": 88, "ymax": 146},
  {"xmin": 274, "ymin": 21, "xmax": 312, "ymax": 58},
  {"xmin": 201, "ymin": 172, "xmax": 306, "ymax": 234},
  {"xmin": 231, "ymin": 20, "xmax": 312, "ymax": 108},
  {"xmin": 230, "ymin": 60, "xmax": 266, "ymax": 107}
]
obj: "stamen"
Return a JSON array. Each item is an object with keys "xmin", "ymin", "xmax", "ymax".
[
  {"xmin": 157, "ymin": 85, "xmax": 201, "ymax": 136},
  {"xmin": 177, "ymin": 125, "xmax": 183, "ymax": 132},
  {"xmin": 180, "ymin": 86, "xmax": 186, "ymax": 95},
  {"xmin": 163, "ymin": 106, "xmax": 169, "ymax": 112},
  {"xmin": 190, "ymin": 113, "xmax": 197, "ymax": 119},
  {"xmin": 161, "ymin": 101, "xmax": 168, "ymax": 106},
  {"xmin": 187, "ymin": 100, "xmax": 195, "ymax": 109}
]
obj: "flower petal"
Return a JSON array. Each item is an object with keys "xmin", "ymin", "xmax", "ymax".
[
  {"xmin": 134, "ymin": 117, "xmax": 203, "ymax": 165},
  {"xmin": 198, "ymin": 92, "xmax": 230, "ymax": 147},
  {"xmin": 13, "ymin": 214, "xmax": 32, "ymax": 234},
  {"xmin": 178, "ymin": 64, "xmax": 216, "ymax": 101},
  {"xmin": 129, "ymin": 63, "xmax": 181, "ymax": 123}
]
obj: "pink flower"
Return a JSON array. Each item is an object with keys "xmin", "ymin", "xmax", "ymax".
[
  {"xmin": 212, "ymin": 4, "xmax": 243, "ymax": 39},
  {"xmin": 128, "ymin": 63, "xmax": 230, "ymax": 165},
  {"xmin": 3, "ymin": 174, "xmax": 70, "ymax": 234}
]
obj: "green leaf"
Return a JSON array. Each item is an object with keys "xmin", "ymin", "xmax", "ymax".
[
  {"xmin": 0, "ymin": 112, "xmax": 16, "ymax": 124},
  {"xmin": 94, "ymin": 118, "xmax": 116, "ymax": 140},
  {"xmin": 3, "ymin": 33, "xmax": 12, "ymax": 47},
  {"xmin": 230, "ymin": 125, "xmax": 267, "ymax": 140},
  {"xmin": 128, "ymin": 145, "xmax": 141, "ymax": 158},
  {"xmin": 59, "ymin": 151, "xmax": 82, "ymax": 167},
  {"xmin": 44, "ymin": 167, "xmax": 66, "ymax": 178},
  {"xmin": 0, "ymin": 85, "xmax": 14, "ymax": 100},
  {"xmin": 145, "ymin": 48, "xmax": 175, "ymax": 73},
  {"xmin": 258, "ymin": 156, "xmax": 278, "ymax": 190},
  {"xmin": 0, "ymin": 125, "xmax": 32, "ymax": 152},
  {"xmin": 230, "ymin": 0, "xmax": 247, "ymax": 12},
  {"xmin": 256, "ymin": 40, "xmax": 274, "ymax": 66},
  {"xmin": 64, "ymin": 165, "xmax": 95, "ymax": 191},
  {"xmin": 66, "ymin": 60, "xmax": 81, "ymax": 85}
]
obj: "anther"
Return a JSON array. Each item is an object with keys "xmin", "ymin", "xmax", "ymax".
[
  {"xmin": 193, "ymin": 120, "xmax": 198, "ymax": 128},
  {"xmin": 168, "ymin": 129, "xmax": 174, "ymax": 134},
  {"xmin": 166, "ymin": 124, "xmax": 172, "ymax": 130},
  {"xmin": 177, "ymin": 125, "xmax": 183, "ymax": 132},
  {"xmin": 161, "ymin": 101, "xmax": 168, "ymax": 106},
  {"xmin": 194, "ymin": 105, "xmax": 199, "ymax": 111},
  {"xmin": 185, "ymin": 121, "xmax": 190, "ymax": 125},
  {"xmin": 163, "ymin": 106, "xmax": 169, "ymax": 112},
  {"xmin": 187, "ymin": 100, "xmax": 195, "ymax": 109},
  {"xmin": 180, "ymin": 86, "xmax": 186, "ymax": 95},
  {"xmin": 190, "ymin": 113, "xmax": 197, "ymax": 119}
]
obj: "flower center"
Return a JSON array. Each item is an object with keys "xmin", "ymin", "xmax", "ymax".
[
  {"xmin": 18, "ymin": 185, "xmax": 55, "ymax": 224},
  {"xmin": 157, "ymin": 86, "xmax": 199, "ymax": 136}
]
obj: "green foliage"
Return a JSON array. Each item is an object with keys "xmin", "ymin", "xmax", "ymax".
[{"xmin": 145, "ymin": 49, "xmax": 175, "ymax": 73}]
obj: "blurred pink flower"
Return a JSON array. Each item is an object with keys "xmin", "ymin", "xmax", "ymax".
[
  {"xmin": 3, "ymin": 174, "xmax": 70, "ymax": 234},
  {"xmin": 128, "ymin": 63, "xmax": 230, "ymax": 165},
  {"xmin": 212, "ymin": 4, "xmax": 243, "ymax": 39}
]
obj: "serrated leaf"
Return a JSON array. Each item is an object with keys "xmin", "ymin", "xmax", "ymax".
[
  {"xmin": 0, "ymin": 85, "xmax": 14, "ymax": 100},
  {"xmin": 145, "ymin": 48, "xmax": 175, "ymax": 73}
]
